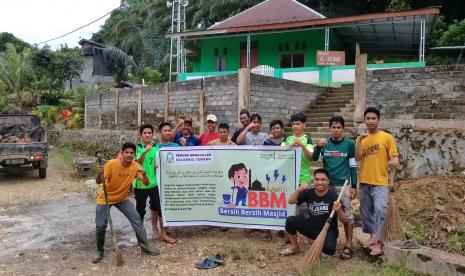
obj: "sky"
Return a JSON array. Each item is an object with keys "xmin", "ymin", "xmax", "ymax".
[{"xmin": 0, "ymin": 0, "xmax": 121, "ymax": 49}]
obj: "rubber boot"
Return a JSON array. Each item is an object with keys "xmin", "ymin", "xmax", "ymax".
[
  {"xmin": 92, "ymin": 233, "xmax": 105, "ymax": 263},
  {"xmin": 135, "ymin": 228, "xmax": 160, "ymax": 255}
]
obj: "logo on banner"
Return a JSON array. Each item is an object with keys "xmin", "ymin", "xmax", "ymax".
[
  {"xmin": 164, "ymin": 151, "xmax": 213, "ymax": 165},
  {"xmin": 219, "ymin": 163, "xmax": 288, "ymax": 219}
]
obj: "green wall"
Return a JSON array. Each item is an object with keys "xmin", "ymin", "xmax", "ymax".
[{"xmin": 190, "ymin": 29, "xmax": 343, "ymax": 72}]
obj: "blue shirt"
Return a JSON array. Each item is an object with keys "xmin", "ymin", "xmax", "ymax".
[{"xmin": 174, "ymin": 131, "xmax": 200, "ymax": 146}]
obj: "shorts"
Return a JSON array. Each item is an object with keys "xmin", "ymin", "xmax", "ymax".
[
  {"xmin": 134, "ymin": 186, "xmax": 162, "ymax": 215},
  {"xmin": 331, "ymin": 185, "xmax": 354, "ymax": 224}
]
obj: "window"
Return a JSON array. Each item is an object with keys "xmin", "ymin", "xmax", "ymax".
[
  {"xmin": 216, "ymin": 57, "xmax": 227, "ymax": 71},
  {"xmin": 295, "ymin": 42, "xmax": 300, "ymax": 50},
  {"xmin": 214, "ymin": 48, "xmax": 219, "ymax": 56},
  {"xmin": 280, "ymin": 53, "xmax": 305, "ymax": 68},
  {"xmin": 284, "ymin": 43, "xmax": 289, "ymax": 51},
  {"xmin": 302, "ymin": 41, "xmax": 307, "ymax": 50},
  {"xmin": 223, "ymin": 47, "xmax": 227, "ymax": 55}
]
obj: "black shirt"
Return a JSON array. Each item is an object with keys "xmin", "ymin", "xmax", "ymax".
[
  {"xmin": 297, "ymin": 188, "xmax": 339, "ymax": 235},
  {"xmin": 231, "ymin": 127, "xmax": 245, "ymax": 144}
]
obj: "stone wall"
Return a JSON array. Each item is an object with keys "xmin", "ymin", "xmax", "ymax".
[
  {"xmin": 85, "ymin": 73, "xmax": 324, "ymax": 133},
  {"xmin": 384, "ymin": 126, "xmax": 465, "ymax": 178},
  {"xmin": 366, "ymin": 65, "xmax": 465, "ymax": 120},
  {"xmin": 250, "ymin": 74, "xmax": 324, "ymax": 130},
  {"xmin": 48, "ymin": 130, "xmax": 141, "ymax": 159}
]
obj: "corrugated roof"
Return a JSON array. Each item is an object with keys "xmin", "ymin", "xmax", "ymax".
[{"xmin": 208, "ymin": 0, "xmax": 325, "ymax": 30}]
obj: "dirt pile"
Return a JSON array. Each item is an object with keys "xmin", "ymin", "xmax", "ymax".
[{"xmin": 396, "ymin": 176, "xmax": 465, "ymax": 256}]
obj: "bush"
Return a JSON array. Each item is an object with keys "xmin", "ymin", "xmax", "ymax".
[{"xmin": 48, "ymin": 106, "xmax": 58, "ymax": 123}]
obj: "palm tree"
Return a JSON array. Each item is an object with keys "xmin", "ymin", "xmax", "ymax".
[{"xmin": 0, "ymin": 43, "xmax": 32, "ymax": 107}]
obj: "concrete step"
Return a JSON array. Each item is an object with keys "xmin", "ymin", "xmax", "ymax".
[
  {"xmin": 308, "ymin": 126, "xmax": 356, "ymax": 132},
  {"xmin": 306, "ymin": 121, "xmax": 355, "ymax": 127},
  {"xmin": 319, "ymin": 95, "xmax": 354, "ymax": 101},
  {"xmin": 308, "ymin": 103, "xmax": 353, "ymax": 110},
  {"xmin": 314, "ymin": 99, "xmax": 354, "ymax": 105},
  {"xmin": 304, "ymin": 107, "xmax": 351, "ymax": 113}
]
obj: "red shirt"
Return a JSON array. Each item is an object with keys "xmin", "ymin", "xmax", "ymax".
[{"xmin": 199, "ymin": 131, "xmax": 220, "ymax": 145}]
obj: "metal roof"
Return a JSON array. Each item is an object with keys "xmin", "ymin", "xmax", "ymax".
[{"xmin": 208, "ymin": 0, "xmax": 325, "ymax": 30}]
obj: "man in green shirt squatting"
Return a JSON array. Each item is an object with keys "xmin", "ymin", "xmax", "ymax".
[
  {"xmin": 312, "ymin": 116, "xmax": 357, "ymax": 260},
  {"xmin": 134, "ymin": 123, "xmax": 177, "ymax": 244}
]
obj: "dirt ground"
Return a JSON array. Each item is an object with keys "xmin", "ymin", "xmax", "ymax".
[{"xmin": 1, "ymin": 150, "xmax": 462, "ymax": 275}]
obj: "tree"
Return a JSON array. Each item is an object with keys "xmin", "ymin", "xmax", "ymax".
[
  {"xmin": 438, "ymin": 19, "xmax": 465, "ymax": 46},
  {"xmin": 386, "ymin": 0, "xmax": 411, "ymax": 12},
  {"xmin": 0, "ymin": 32, "xmax": 30, "ymax": 53},
  {"xmin": 0, "ymin": 43, "xmax": 32, "ymax": 108},
  {"xmin": 31, "ymin": 45, "xmax": 84, "ymax": 90}
]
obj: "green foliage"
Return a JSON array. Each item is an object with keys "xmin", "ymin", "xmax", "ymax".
[
  {"xmin": 130, "ymin": 66, "xmax": 163, "ymax": 84},
  {"xmin": 430, "ymin": 15, "xmax": 448, "ymax": 47},
  {"xmin": 31, "ymin": 45, "xmax": 84, "ymax": 90},
  {"xmin": 385, "ymin": 0, "xmax": 411, "ymax": 12},
  {"xmin": 34, "ymin": 105, "xmax": 53, "ymax": 117},
  {"xmin": 0, "ymin": 32, "xmax": 30, "ymax": 53},
  {"xmin": 0, "ymin": 43, "xmax": 33, "ymax": 108},
  {"xmin": 438, "ymin": 19, "xmax": 465, "ymax": 46},
  {"xmin": 48, "ymin": 106, "xmax": 58, "ymax": 123}
]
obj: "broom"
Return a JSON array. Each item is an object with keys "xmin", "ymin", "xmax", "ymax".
[
  {"xmin": 302, "ymin": 180, "xmax": 348, "ymax": 271},
  {"xmin": 98, "ymin": 157, "xmax": 124, "ymax": 266},
  {"xmin": 382, "ymin": 168, "xmax": 405, "ymax": 243}
]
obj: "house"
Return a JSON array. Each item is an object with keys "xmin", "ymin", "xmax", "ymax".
[
  {"xmin": 168, "ymin": 0, "xmax": 440, "ymax": 86},
  {"xmin": 69, "ymin": 39, "xmax": 115, "ymax": 89}
]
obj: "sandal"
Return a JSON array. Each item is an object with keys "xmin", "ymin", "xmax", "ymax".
[
  {"xmin": 195, "ymin": 258, "xmax": 218, "ymax": 269},
  {"xmin": 370, "ymin": 247, "xmax": 384, "ymax": 257},
  {"xmin": 340, "ymin": 247, "xmax": 354, "ymax": 260},
  {"xmin": 195, "ymin": 255, "xmax": 224, "ymax": 269}
]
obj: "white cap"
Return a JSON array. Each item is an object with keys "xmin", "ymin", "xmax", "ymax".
[{"xmin": 206, "ymin": 114, "xmax": 217, "ymax": 122}]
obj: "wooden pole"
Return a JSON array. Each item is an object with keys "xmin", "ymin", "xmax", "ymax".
[
  {"xmin": 114, "ymin": 90, "xmax": 120, "ymax": 129},
  {"xmin": 354, "ymin": 52, "xmax": 367, "ymax": 123},
  {"xmin": 164, "ymin": 83, "xmax": 170, "ymax": 121},
  {"xmin": 98, "ymin": 93, "xmax": 102, "ymax": 129},
  {"xmin": 237, "ymin": 68, "xmax": 251, "ymax": 127},
  {"xmin": 137, "ymin": 88, "xmax": 143, "ymax": 126},
  {"xmin": 198, "ymin": 87, "xmax": 205, "ymax": 134}
]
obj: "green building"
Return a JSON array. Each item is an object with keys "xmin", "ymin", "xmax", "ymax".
[{"xmin": 168, "ymin": 0, "xmax": 439, "ymax": 86}]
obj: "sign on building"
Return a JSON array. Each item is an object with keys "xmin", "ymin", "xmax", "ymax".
[{"xmin": 317, "ymin": 51, "xmax": 346, "ymax": 66}]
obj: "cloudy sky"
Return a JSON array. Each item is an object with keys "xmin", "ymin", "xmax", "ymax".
[{"xmin": 0, "ymin": 0, "xmax": 121, "ymax": 49}]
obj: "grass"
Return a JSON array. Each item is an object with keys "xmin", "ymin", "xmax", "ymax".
[
  {"xmin": 48, "ymin": 148, "xmax": 99, "ymax": 177},
  {"xmin": 221, "ymin": 241, "xmax": 255, "ymax": 262},
  {"xmin": 295, "ymin": 259, "xmax": 417, "ymax": 276}
]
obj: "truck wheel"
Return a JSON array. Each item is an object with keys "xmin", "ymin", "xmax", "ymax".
[{"xmin": 39, "ymin": 168, "xmax": 47, "ymax": 178}]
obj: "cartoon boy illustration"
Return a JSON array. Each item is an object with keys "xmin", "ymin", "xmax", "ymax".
[{"xmin": 228, "ymin": 163, "xmax": 249, "ymax": 206}]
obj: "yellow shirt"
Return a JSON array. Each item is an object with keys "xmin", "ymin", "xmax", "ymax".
[
  {"xmin": 359, "ymin": 131, "xmax": 398, "ymax": 186},
  {"xmin": 97, "ymin": 159, "xmax": 144, "ymax": 205}
]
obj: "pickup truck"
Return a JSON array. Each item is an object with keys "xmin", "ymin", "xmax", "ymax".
[{"xmin": 0, "ymin": 115, "xmax": 48, "ymax": 178}]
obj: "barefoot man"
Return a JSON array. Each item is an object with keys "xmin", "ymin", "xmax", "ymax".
[{"xmin": 356, "ymin": 107, "xmax": 399, "ymax": 257}]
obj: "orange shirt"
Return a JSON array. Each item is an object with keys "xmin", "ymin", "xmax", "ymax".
[{"xmin": 97, "ymin": 159, "xmax": 144, "ymax": 205}]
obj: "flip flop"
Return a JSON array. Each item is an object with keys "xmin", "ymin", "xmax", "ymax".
[
  {"xmin": 195, "ymin": 258, "xmax": 218, "ymax": 269},
  {"xmin": 207, "ymin": 254, "xmax": 224, "ymax": 265}
]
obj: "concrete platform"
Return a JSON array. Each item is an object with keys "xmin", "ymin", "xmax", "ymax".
[{"xmin": 354, "ymin": 227, "xmax": 465, "ymax": 276}]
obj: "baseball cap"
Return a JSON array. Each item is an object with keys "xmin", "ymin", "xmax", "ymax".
[
  {"xmin": 206, "ymin": 114, "xmax": 217, "ymax": 122},
  {"xmin": 184, "ymin": 116, "xmax": 193, "ymax": 125}
]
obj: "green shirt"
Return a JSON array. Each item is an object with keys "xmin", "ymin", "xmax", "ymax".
[
  {"xmin": 133, "ymin": 143, "xmax": 157, "ymax": 189},
  {"xmin": 281, "ymin": 134, "xmax": 314, "ymax": 184},
  {"xmin": 312, "ymin": 137, "xmax": 358, "ymax": 188}
]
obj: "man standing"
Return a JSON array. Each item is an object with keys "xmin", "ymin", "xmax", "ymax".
[
  {"xmin": 356, "ymin": 107, "xmax": 399, "ymax": 257},
  {"xmin": 151, "ymin": 122, "xmax": 179, "ymax": 244},
  {"xmin": 93, "ymin": 142, "xmax": 159, "ymax": 264},
  {"xmin": 281, "ymin": 112, "xmax": 314, "ymax": 186},
  {"xmin": 199, "ymin": 114, "xmax": 220, "ymax": 145},
  {"xmin": 312, "ymin": 116, "xmax": 357, "ymax": 260},
  {"xmin": 280, "ymin": 169, "xmax": 346, "ymax": 256},
  {"xmin": 208, "ymin": 123, "xmax": 236, "ymax": 145},
  {"xmin": 173, "ymin": 116, "xmax": 200, "ymax": 146},
  {"xmin": 231, "ymin": 109, "xmax": 250, "ymax": 144},
  {"xmin": 236, "ymin": 113, "xmax": 267, "ymax": 145}
]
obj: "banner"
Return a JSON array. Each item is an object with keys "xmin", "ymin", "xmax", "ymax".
[{"xmin": 157, "ymin": 146, "xmax": 301, "ymax": 230}]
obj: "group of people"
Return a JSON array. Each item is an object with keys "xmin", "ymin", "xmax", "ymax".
[{"xmin": 92, "ymin": 106, "xmax": 399, "ymax": 264}]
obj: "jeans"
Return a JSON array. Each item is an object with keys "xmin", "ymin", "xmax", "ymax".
[
  {"xmin": 95, "ymin": 199, "xmax": 144, "ymax": 235},
  {"xmin": 359, "ymin": 183, "xmax": 388, "ymax": 241}
]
